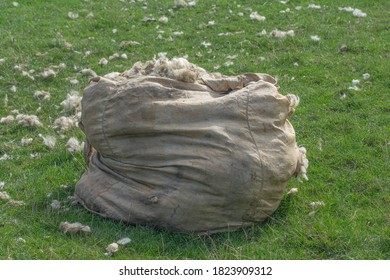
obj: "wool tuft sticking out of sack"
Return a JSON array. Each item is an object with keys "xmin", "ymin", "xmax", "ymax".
[{"xmin": 122, "ymin": 55, "xmax": 208, "ymax": 83}]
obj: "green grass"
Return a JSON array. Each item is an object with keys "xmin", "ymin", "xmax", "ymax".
[{"xmin": 0, "ymin": 0, "xmax": 389, "ymax": 260}]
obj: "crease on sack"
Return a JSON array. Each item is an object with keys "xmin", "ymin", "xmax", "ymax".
[
  {"xmin": 101, "ymin": 82, "xmax": 119, "ymax": 158},
  {"xmin": 244, "ymin": 90, "xmax": 264, "ymax": 183}
]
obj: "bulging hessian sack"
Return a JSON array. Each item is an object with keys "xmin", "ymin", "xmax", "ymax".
[{"xmin": 74, "ymin": 57, "xmax": 308, "ymax": 233}]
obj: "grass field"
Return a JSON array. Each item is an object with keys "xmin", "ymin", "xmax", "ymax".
[{"xmin": 0, "ymin": 0, "xmax": 389, "ymax": 260}]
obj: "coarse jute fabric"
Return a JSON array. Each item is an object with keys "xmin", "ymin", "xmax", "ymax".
[{"xmin": 75, "ymin": 69, "xmax": 306, "ymax": 233}]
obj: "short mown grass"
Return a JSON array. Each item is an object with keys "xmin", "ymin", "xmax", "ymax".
[{"xmin": 0, "ymin": 0, "xmax": 389, "ymax": 260}]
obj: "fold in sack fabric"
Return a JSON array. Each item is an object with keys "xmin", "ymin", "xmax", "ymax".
[{"xmin": 75, "ymin": 57, "xmax": 308, "ymax": 233}]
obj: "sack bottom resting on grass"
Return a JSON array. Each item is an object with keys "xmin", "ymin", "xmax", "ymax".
[{"xmin": 74, "ymin": 56, "xmax": 308, "ymax": 233}]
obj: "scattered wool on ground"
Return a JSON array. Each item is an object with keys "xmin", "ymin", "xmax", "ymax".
[
  {"xmin": 174, "ymin": 0, "xmax": 188, "ymax": 8},
  {"xmin": 296, "ymin": 147, "xmax": 309, "ymax": 181},
  {"xmin": 109, "ymin": 53, "xmax": 120, "ymax": 60},
  {"xmin": 353, "ymin": 9, "xmax": 367, "ymax": 17},
  {"xmin": 66, "ymin": 137, "xmax": 84, "ymax": 153},
  {"xmin": 308, "ymin": 211, "xmax": 316, "ymax": 216},
  {"xmin": 287, "ymin": 188, "xmax": 298, "ymax": 196},
  {"xmin": 308, "ymin": 4, "xmax": 321, "ymax": 9},
  {"xmin": 69, "ymin": 79, "xmax": 79, "ymax": 85},
  {"xmin": 339, "ymin": 7, "xmax": 367, "ymax": 17},
  {"xmin": 22, "ymin": 70, "xmax": 35, "ymax": 81},
  {"xmin": 310, "ymin": 201, "xmax": 325, "ymax": 207},
  {"xmin": 0, "ymin": 115, "xmax": 15, "ymax": 124},
  {"xmin": 280, "ymin": 8, "xmax": 290, "ymax": 13},
  {"xmin": 119, "ymin": 40, "xmax": 140, "ymax": 48},
  {"xmin": 271, "ymin": 29, "xmax": 295, "ymax": 38},
  {"xmin": 16, "ymin": 114, "xmax": 42, "ymax": 128},
  {"xmin": 39, "ymin": 69, "xmax": 56, "ymax": 78},
  {"xmin": 159, "ymin": 16, "xmax": 169, "ymax": 23},
  {"xmin": 60, "ymin": 221, "xmax": 91, "ymax": 234},
  {"xmin": 67, "ymin": 195, "xmax": 79, "ymax": 205},
  {"xmin": 117, "ymin": 237, "xmax": 131, "ymax": 245},
  {"xmin": 250, "ymin": 11, "xmax": 266, "ymax": 21},
  {"xmin": 14, "ymin": 64, "xmax": 27, "ymax": 71},
  {"xmin": 348, "ymin": 85, "xmax": 360, "ymax": 91},
  {"xmin": 201, "ymin": 41, "xmax": 212, "ymax": 48},
  {"xmin": 317, "ymin": 138, "xmax": 324, "ymax": 151},
  {"xmin": 81, "ymin": 68, "xmax": 97, "ymax": 77},
  {"xmin": 54, "ymin": 116, "xmax": 75, "ymax": 132},
  {"xmin": 21, "ymin": 137, "xmax": 33, "ymax": 146},
  {"xmin": 98, "ymin": 58, "xmax": 108, "ymax": 66},
  {"xmin": 36, "ymin": 52, "xmax": 48, "ymax": 57},
  {"xmin": 60, "ymin": 91, "xmax": 81, "ymax": 111},
  {"xmin": 86, "ymin": 11, "xmax": 94, "ymax": 19},
  {"xmin": 310, "ymin": 35, "xmax": 321, "ymax": 41},
  {"xmin": 188, "ymin": 0, "xmax": 196, "ymax": 6},
  {"xmin": 106, "ymin": 243, "xmax": 119, "ymax": 254},
  {"xmin": 0, "ymin": 154, "xmax": 11, "ymax": 161},
  {"xmin": 3, "ymin": 94, "xmax": 8, "ymax": 106},
  {"xmin": 51, "ymin": 200, "xmax": 61, "ymax": 209},
  {"xmin": 9, "ymin": 199, "xmax": 25, "ymax": 206},
  {"xmin": 0, "ymin": 191, "xmax": 10, "ymax": 200},
  {"xmin": 39, "ymin": 135, "xmax": 56, "ymax": 149},
  {"xmin": 17, "ymin": 238, "xmax": 26, "ymax": 243},
  {"xmin": 68, "ymin": 12, "xmax": 79, "ymax": 19},
  {"xmin": 33, "ymin": 90, "xmax": 51, "ymax": 100},
  {"xmin": 30, "ymin": 153, "xmax": 41, "ymax": 159},
  {"xmin": 257, "ymin": 29, "xmax": 267, "ymax": 36}
]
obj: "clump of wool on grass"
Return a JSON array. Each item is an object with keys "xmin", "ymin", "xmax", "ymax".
[
  {"xmin": 105, "ymin": 243, "xmax": 119, "ymax": 255},
  {"xmin": 81, "ymin": 68, "xmax": 97, "ymax": 77},
  {"xmin": 0, "ymin": 115, "xmax": 15, "ymax": 124},
  {"xmin": 54, "ymin": 116, "xmax": 76, "ymax": 132},
  {"xmin": 66, "ymin": 137, "xmax": 84, "ymax": 153},
  {"xmin": 271, "ymin": 29, "xmax": 295, "ymax": 38},
  {"xmin": 60, "ymin": 222, "xmax": 91, "ymax": 234},
  {"xmin": 339, "ymin": 7, "xmax": 367, "ymax": 17},
  {"xmin": 39, "ymin": 69, "xmax": 56, "ymax": 79},
  {"xmin": 287, "ymin": 188, "xmax": 298, "ymax": 196},
  {"xmin": 296, "ymin": 147, "xmax": 309, "ymax": 182},
  {"xmin": 21, "ymin": 138, "xmax": 33, "ymax": 146},
  {"xmin": 16, "ymin": 114, "xmax": 42, "ymax": 128},
  {"xmin": 39, "ymin": 135, "xmax": 56, "ymax": 149},
  {"xmin": 60, "ymin": 91, "xmax": 81, "ymax": 111},
  {"xmin": 250, "ymin": 12, "xmax": 266, "ymax": 21},
  {"xmin": 34, "ymin": 90, "xmax": 51, "ymax": 100},
  {"xmin": 0, "ymin": 191, "xmax": 10, "ymax": 201}
]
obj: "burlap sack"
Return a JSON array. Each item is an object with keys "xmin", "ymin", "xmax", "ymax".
[{"xmin": 74, "ymin": 58, "xmax": 308, "ymax": 233}]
